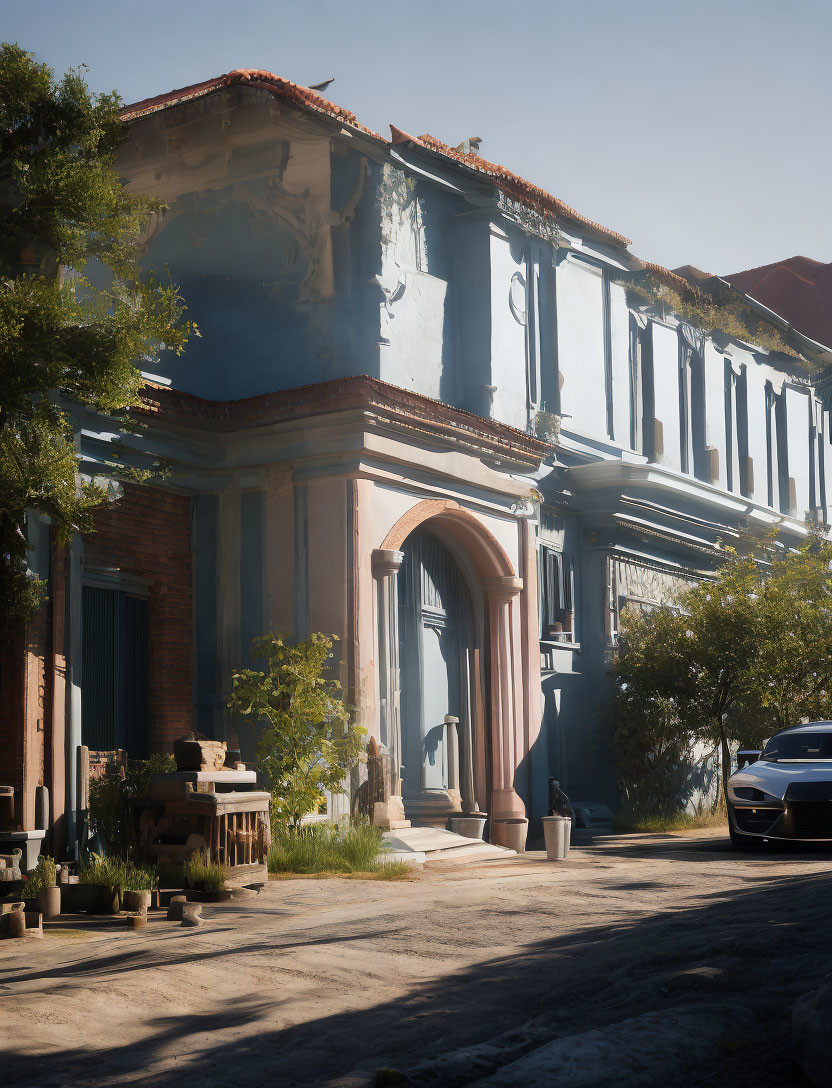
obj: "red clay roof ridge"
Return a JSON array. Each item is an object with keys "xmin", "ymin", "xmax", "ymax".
[{"xmin": 122, "ymin": 69, "xmax": 629, "ymax": 248}]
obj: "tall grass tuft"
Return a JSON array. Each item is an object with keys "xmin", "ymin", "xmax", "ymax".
[
  {"xmin": 612, "ymin": 806, "xmax": 728, "ymax": 833},
  {"xmin": 78, "ymin": 853, "xmax": 129, "ymax": 888},
  {"xmin": 268, "ymin": 821, "xmax": 411, "ymax": 878},
  {"xmin": 183, "ymin": 854, "xmax": 228, "ymax": 891}
]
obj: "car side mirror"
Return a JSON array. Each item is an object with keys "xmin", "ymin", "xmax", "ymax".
[{"xmin": 736, "ymin": 749, "xmax": 762, "ymax": 770}]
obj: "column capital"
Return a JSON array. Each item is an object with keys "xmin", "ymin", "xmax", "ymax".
[
  {"xmin": 372, "ymin": 548, "xmax": 404, "ymax": 576},
  {"xmin": 484, "ymin": 575, "xmax": 523, "ymax": 598}
]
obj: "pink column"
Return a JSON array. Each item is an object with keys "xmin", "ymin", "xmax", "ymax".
[
  {"xmin": 371, "ymin": 548, "xmax": 405, "ymax": 788},
  {"xmin": 485, "ymin": 576, "xmax": 527, "ymax": 840}
]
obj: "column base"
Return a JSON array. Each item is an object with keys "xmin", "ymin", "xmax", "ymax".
[
  {"xmin": 372, "ymin": 796, "xmax": 410, "ymax": 831},
  {"xmin": 489, "ymin": 787, "xmax": 526, "ymax": 822}
]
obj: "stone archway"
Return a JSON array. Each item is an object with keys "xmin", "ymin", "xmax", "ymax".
[{"xmin": 373, "ymin": 500, "xmax": 528, "ymax": 846}]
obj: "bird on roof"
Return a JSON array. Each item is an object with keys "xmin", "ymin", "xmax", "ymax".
[{"xmin": 309, "ymin": 77, "xmax": 335, "ymax": 92}]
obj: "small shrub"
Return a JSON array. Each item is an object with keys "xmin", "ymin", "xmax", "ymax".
[
  {"xmin": 183, "ymin": 854, "xmax": 227, "ymax": 891},
  {"xmin": 228, "ymin": 632, "xmax": 365, "ymax": 827},
  {"xmin": 89, "ymin": 752, "xmax": 177, "ymax": 854},
  {"xmin": 78, "ymin": 853, "xmax": 128, "ymax": 888},
  {"xmin": 24, "ymin": 855, "xmax": 56, "ymax": 898},
  {"xmin": 268, "ymin": 821, "xmax": 410, "ymax": 878}
]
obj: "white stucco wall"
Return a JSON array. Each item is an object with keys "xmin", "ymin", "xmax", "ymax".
[
  {"xmin": 786, "ymin": 385, "xmax": 811, "ymax": 517},
  {"xmin": 490, "ymin": 231, "xmax": 528, "ymax": 431},
  {"xmin": 556, "ymin": 257, "xmax": 606, "ymax": 441},
  {"xmin": 651, "ymin": 322, "xmax": 681, "ymax": 471},
  {"xmin": 744, "ymin": 358, "xmax": 771, "ymax": 506},
  {"xmin": 609, "ymin": 283, "xmax": 632, "ymax": 448},
  {"xmin": 703, "ymin": 342, "xmax": 727, "ymax": 489}
]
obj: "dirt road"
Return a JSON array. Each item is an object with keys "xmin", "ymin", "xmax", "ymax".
[{"xmin": 2, "ymin": 830, "xmax": 831, "ymax": 1087}]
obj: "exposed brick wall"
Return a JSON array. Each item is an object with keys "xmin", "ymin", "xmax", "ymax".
[
  {"xmin": 0, "ymin": 621, "xmax": 23, "ymax": 802},
  {"xmin": 83, "ymin": 483, "xmax": 193, "ymax": 753}
]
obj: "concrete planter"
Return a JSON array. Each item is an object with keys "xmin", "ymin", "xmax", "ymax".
[
  {"xmin": 60, "ymin": 883, "xmax": 94, "ymax": 913},
  {"xmin": 492, "ymin": 817, "xmax": 529, "ymax": 853},
  {"xmin": 36, "ymin": 885, "xmax": 61, "ymax": 919},
  {"xmin": 87, "ymin": 885, "xmax": 121, "ymax": 915},
  {"xmin": 542, "ymin": 815, "xmax": 572, "ymax": 861},
  {"xmin": 122, "ymin": 890, "xmax": 151, "ymax": 914},
  {"xmin": 449, "ymin": 816, "xmax": 487, "ymax": 840}
]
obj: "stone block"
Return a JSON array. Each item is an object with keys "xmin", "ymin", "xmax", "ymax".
[
  {"xmin": 180, "ymin": 904, "xmax": 203, "ymax": 927},
  {"xmin": 166, "ymin": 895, "xmax": 187, "ymax": 921}
]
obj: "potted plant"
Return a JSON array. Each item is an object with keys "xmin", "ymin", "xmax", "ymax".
[
  {"xmin": 78, "ymin": 854, "xmax": 127, "ymax": 914},
  {"xmin": 23, "ymin": 856, "xmax": 61, "ymax": 919},
  {"xmin": 183, "ymin": 854, "xmax": 231, "ymax": 902},
  {"xmin": 122, "ymin": 863, "xmax": 154, "ymax": 914}
]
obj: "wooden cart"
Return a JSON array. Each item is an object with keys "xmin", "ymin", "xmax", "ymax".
[{"xmin": 134, "ymin": 770, "xmax": 271, "ymax": 887}]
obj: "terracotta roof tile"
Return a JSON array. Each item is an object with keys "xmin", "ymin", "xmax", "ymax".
[
  {"xmin": 121, "ymin": 68, "xmax": 383, "ymax": 139},
  {"xmin": 405, "ymin": 132, "xmax": 631, "ymax": 247},
  {"xmin": 121, "ymin": 69, "xmax": 629, "ymax": 248}
]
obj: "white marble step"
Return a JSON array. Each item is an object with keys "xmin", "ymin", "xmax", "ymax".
[{"xmin": 381, "ymin": 826, "xmax": 516, "ymax": 863}]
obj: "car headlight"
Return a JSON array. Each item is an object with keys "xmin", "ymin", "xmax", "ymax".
[{"xmin": 731, "ymin": 786, "xmax": 781, "ymax": 804}]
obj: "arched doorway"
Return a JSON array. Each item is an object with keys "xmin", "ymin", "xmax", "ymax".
[
  {"xmin": 372, "ymin": 499, "xmax": 533, "ymax": 844},
  {"xmin": 398, "ymin": 530, "xmax": 473, "ymax": 822}
]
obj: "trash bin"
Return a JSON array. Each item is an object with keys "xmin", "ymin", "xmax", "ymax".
[{"xmin": 542, "ymin": 815, "xmax": 571, "ymax": 861}]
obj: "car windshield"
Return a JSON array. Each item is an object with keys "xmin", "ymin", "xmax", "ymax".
[{"xmin": 763, "ymin": 732, "xmax": 832, "ymax": 761}]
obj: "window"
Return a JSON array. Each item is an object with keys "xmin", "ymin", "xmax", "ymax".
[
  {"xmin": 539, "ymin": 546, "xmax": 574, "ymax": 641},
  {"xmin": 82, "ymin": 585, "xmax": 149, "ymax": 758},
  {"xmin": 765, "ymin": 382, "xmax": 776, "ymax": 508}
]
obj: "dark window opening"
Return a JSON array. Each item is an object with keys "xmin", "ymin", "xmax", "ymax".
[
  {"xmin": 775, "ymin": 392, "xmax": 790, "ymax": 513},
  {"xmin": 82, "ymin": 585, "xmax": 149, "ymax": 758},
  {"xmin": 765, "ymin": 382, "xmax": 776, "ymax": 508},
  {"xmin": 539, "ymin": 546, "xmax": 575, "ymax": 641}
]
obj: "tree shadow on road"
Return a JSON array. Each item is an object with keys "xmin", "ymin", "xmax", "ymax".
[{"xmin": 3, "ymin": 855, "xmax": 829, "ymax": 1088}]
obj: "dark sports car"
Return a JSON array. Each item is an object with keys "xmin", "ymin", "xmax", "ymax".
[{"xmin": 727, "ymin": 723, "xmax": 832, "ymax": 847}]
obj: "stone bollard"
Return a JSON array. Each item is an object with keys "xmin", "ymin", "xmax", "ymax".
[
  {"xmin": 166, "ymin": 895, "xmax": 187, "ymax": 921},
  {"xmin": 1, "ymin": 902, "xmax": 25, "ymax": 937},
  {"xmin": 180, "ymin": 904, "xmax": 203, "ymax": 927},
  {"xmin": 126, "ymin": 914, "xmax": 147, "ymax": 931},
  {"xmin": 8, "ymin": 909, "xmax": 26, "ymax": 938},
  {"xmin": 9, "ymin": 911, "xmax": 42, "ymax": 939}
]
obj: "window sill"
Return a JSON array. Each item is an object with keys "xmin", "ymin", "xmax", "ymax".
[{"xmin": 540, "ymin": 639, "xmax": 581, "ymax": 652}]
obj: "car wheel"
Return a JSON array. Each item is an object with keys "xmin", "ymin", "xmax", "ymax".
[{"xmin": 729, "ymin": 822, "xmax": 762, "ymax": 851}]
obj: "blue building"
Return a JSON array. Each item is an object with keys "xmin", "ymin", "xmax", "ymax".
[{"xmin": 7, "ymin": 69, "xmax": 832, "ymax": 853}]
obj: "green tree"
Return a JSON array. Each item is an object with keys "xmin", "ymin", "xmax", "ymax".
[
  {"xmin": 610, "ymin": 530, "xmax": 832, "ymax": 805},
  {"xmin": 228, "ymin": 633, "xmax": 366, "ymax": 827},
  {"xmin": 0, "ymin": 43, "xmax": 192, "ymax": 617},
  {"xmin": 751, "ymin": 528, "xmax": 832, "ymax": 731}
]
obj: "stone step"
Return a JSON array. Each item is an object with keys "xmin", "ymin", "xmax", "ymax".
[{"xmin": 381, "ymin": 827, "xmax": 515, "ymax": 863}]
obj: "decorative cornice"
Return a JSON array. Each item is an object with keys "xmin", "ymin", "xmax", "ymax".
[{"xmin": 137, "ymin": 375, "xmax": 552, "ymax": 467}]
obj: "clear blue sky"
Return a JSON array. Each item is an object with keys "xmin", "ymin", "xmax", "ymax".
[{"xmin": 4, "ymin": 0, "xmax": 829, "ymax": 273}]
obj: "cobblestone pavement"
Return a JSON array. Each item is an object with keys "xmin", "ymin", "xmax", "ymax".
[{"xmin": 2, "ymin": 830, "xmax": 831, "ymax": 1087}]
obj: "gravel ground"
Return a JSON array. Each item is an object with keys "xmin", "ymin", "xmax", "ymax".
[{"xmin": 2, "ymin": 830, "xmax": 831, "ymax": 1087}]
